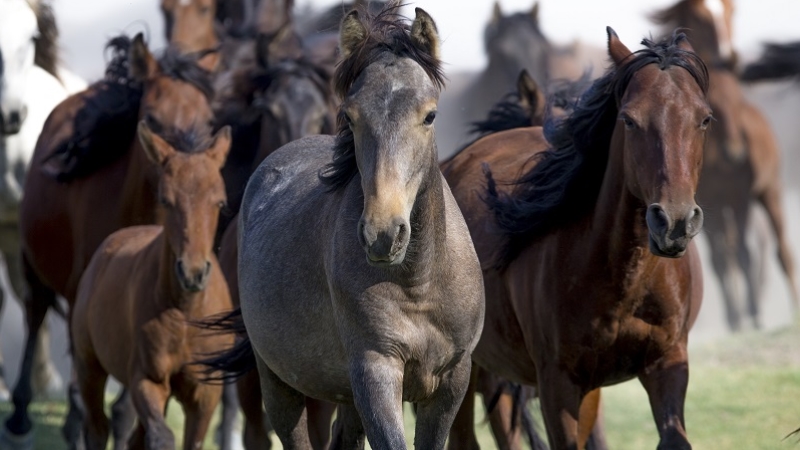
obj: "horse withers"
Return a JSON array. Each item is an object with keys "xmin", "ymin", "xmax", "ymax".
[
  {"xmin": 70, "ymin": 121, "xmax": 233, "ymax": 450},
  {"xmin": 442, "ymin": 29, "xmax": 708, "ymax": 449},
  {"xmin": 207, "ymin": 4, "xmax": 484, "ymax": 448}
]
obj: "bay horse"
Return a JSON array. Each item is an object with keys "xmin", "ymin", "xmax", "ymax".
[
  {"xmin": 653, "ymin": 0, "xmax": 798, "ymax": 331},
  {"xmin": 0, "ymin": 0, "xmax": 78, "ymax": 402},
  {"xmin": 70, "ymin": 119, "xmax": 233, "ymax": 450},
  {"xmin": 2, "ymin": 34, "xmax": 215, "ymax": 450},
  {"xmin": 441, "ymin": 29, "xmax": 708, "ymax": 449},
  {"xmin": 207, "ymin": 4, "xmax": 484, "ymax": 448}
]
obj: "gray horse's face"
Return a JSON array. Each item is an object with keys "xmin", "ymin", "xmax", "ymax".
[
  {"xmin": 344, "ymin": 55, "xmax": 439, "ymax": 267},
  {"xmin": 0, "ymin": 0, "xmax": 37, "ymax": 135},
  {"xmin": 484, "ymin": 9, "xmax": 550, "ymax": 85}
]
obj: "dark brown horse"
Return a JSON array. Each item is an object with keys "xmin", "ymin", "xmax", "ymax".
[
  {"xmin": 70, "ymin": 120, "xmax": 233, "ymax": 450},
  {"xmin": 205, "ymin": 4, "xmax": 484, "ymax": 449},
  {"xmin": 442, "ymin": 29, "xmax": 708, "ymax": 449},
  {"xmin": 653, "ymin": 0, "xmax": 798, "ymax": 331},
  {"xmin": 3, "ymin": 34, "xmax": 215, "ymax": 450}
]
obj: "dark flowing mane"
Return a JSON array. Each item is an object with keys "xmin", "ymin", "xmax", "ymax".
[
  {"xmin": 158, "ymin": 47, "xmax": 215, "ymax": 100},
  {"xmin": 318, "ymin": 2, "xmax": 445, "ymax": 191},
  {"xmin": 43, "ymin": 36, "xmax": 215, "ymax": 182},
  {"xmin": 33, "ymin": 1, "xmax": 60, "ymax": 79},
  {"xmin": 484, "ymin": 31, "xmax": 708, "ymax": 268},
  {"xmin": 740, "ymin": 42, "xmax": 800, "ymax": 82}
]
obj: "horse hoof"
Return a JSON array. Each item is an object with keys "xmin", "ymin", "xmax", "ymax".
[{"xmin": 0, "ymin": 426, "xmax": 34, "ymax": 450}]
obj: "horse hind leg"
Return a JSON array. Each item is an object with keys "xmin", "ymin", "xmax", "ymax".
[
  {"xmin": 306, "ymin": 398, "xmax": 336, "ymax": 449},
  {"xmin": 477, "ymin": 369, "xmax": 524, "ymax": 450},
  {"xmin": 181, "ymin": 383, "xmax": 223, "ymax": 450},
  {"xmin": 215, "ymin": 383, "xmax": 240, "ymax": 450},
  {"xmin": 238, "ymin": 369, "xmax": 272, "ymax": 450},
  {"xmin": 446, "ymin": 363, "xmax": 479, "ymax": 450},
  {"xmin": 329, "ymin": 404, "xmax": 366, "ymax": 450},
  {"xmin": 758, "ymin": 185, "xmax": 800, "ymax": 310},
  {"xmin": 1, "ymin": 255, "xmax": 55, "ymax": 449},
  {"xmin": 255, "ymin": 356, "xmax": 314, "ymax": 450},
  {"xmin": 706, "ymin": 208, "xmax": 744, "ymax": 331}
]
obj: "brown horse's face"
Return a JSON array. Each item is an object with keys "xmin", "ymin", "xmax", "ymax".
[
  {"xmin": 129, "ymin": 35, "xmax": 215, "ymax": 145},
  {"xmin": 612, "ymin": 37, "xmax": 711, "ymax": 258},
  {"xmin": 343, "ymin": 56, "xmax": 439, "ymax": 267},
  {"xmin": 161, "ymin": 0, "xmax": 217, "ymax": 52},
  {"xmin": 139, "ymin": 122, "xmax": 231, "ymax": 292}
]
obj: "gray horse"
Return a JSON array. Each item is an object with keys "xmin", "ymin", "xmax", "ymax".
[{"xmin": 222, "ymin": 5, "xmax": 484, "ymax": 449}]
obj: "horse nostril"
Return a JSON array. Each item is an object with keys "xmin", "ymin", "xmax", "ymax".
[
  {"xmin": 687, "ymin": 206, "xmax": 704, "ymax": 234},
  {"xmin": 396, "ymin": 223, "xmax": 407, "ymax": 243},
  {"xmin": 646, "ymin": 204, "xmax": 670, "ymax": 235}
]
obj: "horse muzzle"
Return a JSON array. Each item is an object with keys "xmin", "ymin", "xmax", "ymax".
[
  {"xmin": 0, "ymin": 108, "xmax": 26, "ymax": 136},
  {"xmin": 175, "ymin": 259, "xmax": 212, "ymax": 292},
  {"xmin": 645, "ymin": 203, "xmax": 703, "ymax": 258},
  {"xmin": 358, "ymin": 217, "xmax": 410, "ymax": 267}
]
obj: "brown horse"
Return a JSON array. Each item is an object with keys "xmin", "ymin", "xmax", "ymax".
[
  {"xmin": 442, "ymin": 29, "xmax": 708, "ymax": 449},
  {"xmin": 3, "ymin": 35, "xmax": 215, "ymax": 450},
  {"xmin": 70, "ymin": 120, "xmax": 233, "ymax": 450},
  {"xmin": 161, "ymin": 0, "xmax": 220, "ymax": 70},
  {"xmin": 653, "ymin": 0, "xmax": 798, "ymax": 331}
]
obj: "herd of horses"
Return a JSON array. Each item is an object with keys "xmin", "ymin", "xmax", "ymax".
[{"xmin": 0, "ymin": 0, "xmax": 799, "ymax": 449}]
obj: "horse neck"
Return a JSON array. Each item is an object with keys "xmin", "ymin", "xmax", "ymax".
[
  {"xmin": 582, "ymin": 128, "xmax": 653, "ymax": 282},
  {"xmin": 394, "ymin": 153, "xmax": 446, "ymax": 284},
  {"xmin": 118, "ymin": 131, "xmax": 158, "ymax": 227}
]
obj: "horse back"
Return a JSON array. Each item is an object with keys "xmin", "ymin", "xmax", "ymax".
[{"xmin": 441, "ymin": 126, "xmax": 548, "ymax": 269}]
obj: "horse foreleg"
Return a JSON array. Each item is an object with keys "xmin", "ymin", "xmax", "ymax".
[
  {"xmin": 414, "ymin": 357, "xmax": 472, "ymax": 450},
  {"xmin": 2, "ymin": 258, "xmax": 54, "ymax": 446},
  {"xmin": 477, "ymin": 369, "xmax": 524, "ymax": 450},
  {"xmin": 110, "ymin": 388, "xmax": 136, "ymax": 450},
  {"xmin": 537, "ymin": 367, "xmax": 583, "ymax": 450},
  {"xmin": 638, "ymin": 348, "xmax": 691, "ymax": 450},
  {"xmin": 130, "ymin": 375, "xmax": 174, "ymax": 450},
  {"xmin": 181, "ymin": 383, "xmax": 223, "ymax": 450},
  {"xmin": 758, "ymin": 184, "xmax": 799, "ymax": 310},
  {"xmin": 705, "ymin": 209, "xmax": 743, "ymax": 331},
  {"xmin": 349, "ymin": 353, "xmax": 405, "ymax": 450},
  {"xmin": 446, "ymin": 363, "xmax": 479, "ymax": 450},
  {"xmin": 329, "ymin": 404, "xmax": 366, "ymax": 450},
  {"xmin": 256, "ymin": 356, "xmax": 314, "ymax": 450}
]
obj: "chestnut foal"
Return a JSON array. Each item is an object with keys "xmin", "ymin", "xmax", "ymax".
[{"xmin": 70, "ymin": 121, "xmax": 233, "ymax": 450}]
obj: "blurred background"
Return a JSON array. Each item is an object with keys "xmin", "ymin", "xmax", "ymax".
[{"xmin": 3, "ymin": 1, "xmax": 800, "ymax": 448}]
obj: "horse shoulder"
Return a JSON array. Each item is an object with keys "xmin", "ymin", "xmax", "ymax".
[{"xmin": 442, "ymin": 126, "xmax": 547, "ymax": 267}]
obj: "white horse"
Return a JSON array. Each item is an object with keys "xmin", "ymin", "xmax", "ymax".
[{"xmin": 0, "ymin": 0, "xmax": 85, "ymax": 401}]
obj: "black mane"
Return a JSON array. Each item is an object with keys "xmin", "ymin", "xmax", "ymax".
[
  {"xmin": 741, "ymin": 42, "xmax": 800, "ymax": 82},
  {"xmin": 318, "ymin": 2, "xmax": 445, "ymax": 191},
  {"xmin": 43, "ymin": 36, "xmax": 215, "ymax": 182},
  {"xmin": 484, "ymin": 31, "xmax": 708, "ymax": 267},
  {"xmin": 33, "ymin": 2, "xmax": 59, "ymax": 79}
]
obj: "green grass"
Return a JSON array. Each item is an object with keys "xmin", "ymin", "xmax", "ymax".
[{"xmin": 3, "ymin": 326, "xmax": 800, "ymax": 449}]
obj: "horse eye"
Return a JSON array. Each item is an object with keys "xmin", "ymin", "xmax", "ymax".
[
  {"xmin": 621, "ymin": 116, "xmax": 636, "ymax": 130},
  {"xmin": 700, "ymin": 115, "xmax": 714, "ymax": 130},
  {"xmin": 423, "ymin": 111, "xmax": 437, "ymax": 126},
  {"xmin": 159, "ymin": 197, "xmax": 170, "ymax": 207}
]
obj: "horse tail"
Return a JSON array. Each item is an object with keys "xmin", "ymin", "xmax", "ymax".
[
  {"xmin": 192, "ymin": 308, "xmax": 256, "ymax": 383},
  {"xmin": 741, "ymin": 42, "xmax": 800, "ymax": 82}
]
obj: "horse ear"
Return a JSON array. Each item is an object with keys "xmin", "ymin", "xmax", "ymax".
[
  {"xmin": 606, "ymin": 27, "xmax": 633, "ymax": 67},
  {"xmin": 411, "ymin": 8, "xmax": 441, "ymax": 61},
  {"xmin": 491, "ymin": 1, "xmax": 503, "ymax": 26},
  {"xmin": 530, "ymin": 1, "xmax": 540, "ymax": 23},
  {"xmin": 517, "ymin": 70, "xmax": 545, "ymax": 121},
  {"xmin": 207, "ymin": 126, "xmax": 232, "ymax": 168},
  {"xmin": 137, "ymin": 120, "xmax": 174, "ymax": 166},
  {"xmin": 339, "ymin": 10, "xmax": 367, "ymax": 59},
  {"xmin": 129, "ymin": 33, "xmax": 157, "ymax": 81}
]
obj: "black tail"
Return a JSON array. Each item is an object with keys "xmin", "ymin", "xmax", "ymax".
[
  {"xmin": 192, "ymin": 308, "xmax": 257, "ymax": 383},
  {"xmin": 741, "ymin": 42, "xmax": 800, "ymax": 82}
]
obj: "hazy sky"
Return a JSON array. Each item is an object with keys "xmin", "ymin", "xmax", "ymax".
[{"xmin": 52, "ymin": 0, "xmax": 800, "ymax": 80}]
